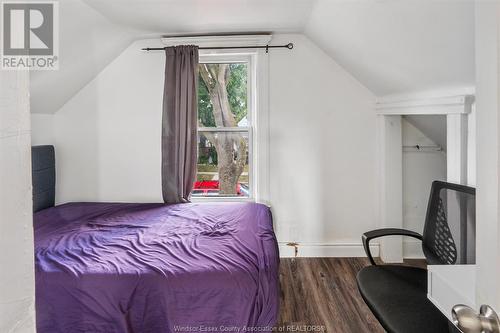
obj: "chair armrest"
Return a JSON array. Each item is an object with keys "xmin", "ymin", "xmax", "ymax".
[{"xmin": 362, "ymin": 228, "xmax": 423, "ymax": 265}]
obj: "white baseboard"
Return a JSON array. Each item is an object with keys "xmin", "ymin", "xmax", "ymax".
[{"xmin": 278, "ymin": 242, "xmax": 379, "ymax": 258}]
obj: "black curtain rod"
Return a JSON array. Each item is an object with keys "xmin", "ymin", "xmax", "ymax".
[{"xmin": 142, "ymin": 42, "xmax": 294, "ymax": 53}]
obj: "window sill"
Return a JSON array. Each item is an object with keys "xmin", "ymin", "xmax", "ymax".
[{"xmin": 190, "ymin": 196, "xmax": 255, "ymax": 203}]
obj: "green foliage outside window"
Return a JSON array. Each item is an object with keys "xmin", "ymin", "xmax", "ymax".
[{"xmin": 198, "ymin": 63, "xmax": 247, "ymax": 127}]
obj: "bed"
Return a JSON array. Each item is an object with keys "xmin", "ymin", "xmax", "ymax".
[{"xmin": 32, "ymin": 146, "xmax": 280, "ymax": 333}]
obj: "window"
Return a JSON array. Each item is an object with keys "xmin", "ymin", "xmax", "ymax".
[{"xmin": 194, "ymin": 57, "xmax": 254, "ymax": 199}]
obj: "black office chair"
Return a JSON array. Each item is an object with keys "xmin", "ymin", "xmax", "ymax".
[{"xmin": 357, "ymin": 181, "xmax": 475, "ymax": 333}]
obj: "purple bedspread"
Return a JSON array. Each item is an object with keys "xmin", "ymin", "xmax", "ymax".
[{"xmin": 34, "ymin": 202, "xmax": 279, "ymax": 333}]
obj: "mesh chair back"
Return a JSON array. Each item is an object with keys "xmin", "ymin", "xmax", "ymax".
[{"xmin": 422, "ymin": 181, "xmax": 476, "ymax": 265}]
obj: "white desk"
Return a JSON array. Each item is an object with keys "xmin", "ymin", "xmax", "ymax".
[{"xmin": 427, "ymin": 265, "xmax": 476, "ymax": 320}]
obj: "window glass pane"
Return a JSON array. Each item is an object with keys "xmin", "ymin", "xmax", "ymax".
[
  {"xmin": 194, "ymin": 131, "xmax": 250, "ymax": 197},
  {"xmin": 198, "ymin": 63, "xmax": 248, "ymax": 128}
]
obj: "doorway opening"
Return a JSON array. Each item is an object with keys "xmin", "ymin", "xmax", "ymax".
[
  {"xmin": 402, "ymin": 115, "xmax": 447, "ymax": 258},
  {"xmin": 376, "ymin": 94, "xmax": 475, "ymax": 263}
]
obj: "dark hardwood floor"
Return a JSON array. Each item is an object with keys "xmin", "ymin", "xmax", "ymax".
[{"xmin": 278, "ymin": 258, "xmax": 426, "ymax": 332}]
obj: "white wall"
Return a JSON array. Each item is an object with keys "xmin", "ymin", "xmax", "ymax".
[
  {"xmin": 32, "ymin": 33, "xmax": 377, "ymax": 256},
  {"xmin": 401, "ymin": 118, "xmax": 447, "ymax": 258},
  {"xmin": 0, "ymin": 72, "xmax": 36, "ymax": 332},
  {"xmin": 269, "ymin": 35, "xmax": 377, "ymax": 254},
  {"xmin": 31, "ymin": 114, "xmax": 55, "ymax": 145},
  {"xmin": 53, "ymin": 37, "xmax": 164, "ymax": 203},
  {"xmin": 54, "ymin": 94, "xmax": 102, "ymax": 202}
]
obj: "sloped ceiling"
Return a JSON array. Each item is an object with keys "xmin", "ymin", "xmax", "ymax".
[
  {"xmin": 404, "ymin": 115, "xmax": 447, "ymax": 151},
  {"xmin": 30, "ymin": 0, "xmax": 476, "ymax": 114},
  {"xmin": 30, "ymin": 0, "xmax": 143, "ymax": 114},
  {"xmin": 305, "ymin": 0, "xmax": 475, "ymax": 96},
  {"xmin": 82, "ymin": 0, "xmax": 315, "ymax": 34}
]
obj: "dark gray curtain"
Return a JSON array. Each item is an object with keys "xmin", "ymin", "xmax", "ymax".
[{"xmin": 162, "ymin": 45, "xmax": 199, "ymax": 203}]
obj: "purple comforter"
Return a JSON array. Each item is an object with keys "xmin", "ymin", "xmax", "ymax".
[{"xmin": 34, "ymin": 202, "xmax": 279, "ymax": 333}]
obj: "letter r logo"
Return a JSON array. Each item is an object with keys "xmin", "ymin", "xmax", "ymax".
[{"xmin": 2, "ymin": 2, "xmax": 54, "ymax": 56}]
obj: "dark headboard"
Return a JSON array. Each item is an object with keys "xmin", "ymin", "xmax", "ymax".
[{"xmin": 32, "ymin": 145, "xmax": 56, "ymax": 213}]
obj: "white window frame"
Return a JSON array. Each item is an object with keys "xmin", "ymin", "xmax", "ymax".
[
  {"xmin": 196, "ymin": 53, "xmax": 254, "ymax": 201},
  {"xmin": 162, "ymin": 35, "xmax": 270, "ymax": 203}
]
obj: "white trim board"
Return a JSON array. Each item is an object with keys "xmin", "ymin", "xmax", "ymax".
[
  {"xmin": 161, "ymin": 34, "xmax": 273, "ymax": 48},
  {"xmin": 278, "ymin": 242, "xmax": 380, "ymax": 258},
  {"xmin": 376, "ymin": 95, "xmax": 475, "ymax": 115}
]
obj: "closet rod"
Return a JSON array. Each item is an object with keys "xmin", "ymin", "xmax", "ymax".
[
  {"xmin": 142, "ymin": 43, "xmax": 294, "ymax": 52},
  {"xmin": 403, "ymin": 145, "xmax": 442, "ymax": 151}
]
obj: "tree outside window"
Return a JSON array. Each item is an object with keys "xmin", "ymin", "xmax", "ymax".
[{"xmin": 195, "ymin": 63, "xmax": 250, "ymax": 197}]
